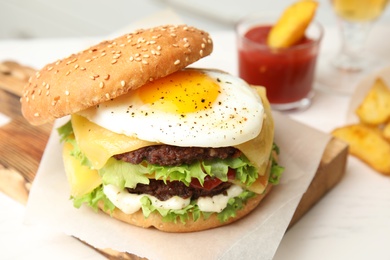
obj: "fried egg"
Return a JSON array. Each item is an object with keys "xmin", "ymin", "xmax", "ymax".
[{"xmin": 78, "ymin": 68, "xmax": 264, "ymax": 147}]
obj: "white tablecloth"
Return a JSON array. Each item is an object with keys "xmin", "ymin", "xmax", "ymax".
[{"xmin": 1, "ymin": 25, "xmax": 390, "ymax": 260}]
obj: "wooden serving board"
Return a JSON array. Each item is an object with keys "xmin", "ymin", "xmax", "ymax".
[{"xmin": 0, "ymin": 61, "xmax": 349, "ymax": 259}]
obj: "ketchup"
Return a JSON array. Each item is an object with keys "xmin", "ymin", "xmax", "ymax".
[{"xmin": 238, "ymin": 25, "xmax": 319, "ymax": 104}]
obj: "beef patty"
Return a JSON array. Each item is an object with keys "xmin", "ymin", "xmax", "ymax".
[
  {"xmin": 126, "ymin": 179, "xmax": 232, "ymax": 201},
  {"xmin": 114, "ymin": 145, "xmax": 241, "ymax": 166}
]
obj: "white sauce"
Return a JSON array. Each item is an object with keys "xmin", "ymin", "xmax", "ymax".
[
  {"xmin": 197, "ymin": 185, "xmax": 243, "ymax": 213},
  {"xmin": 103, "ymin": 184, "xmax": 243, "ymax": 214},
  {"xmin": 103, "ymin": 184, "xmax": 190, "ymax": 214}
]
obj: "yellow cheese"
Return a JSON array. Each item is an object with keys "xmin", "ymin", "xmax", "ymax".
[
  {"xmin": 71, "ymin": 114, "xmax": 158, "ymax": 170},
  {"xmin": 236, "ymin": 87, "xmax": 274, "ymax": 177},
  {"xmin": 62, "ymin": 142, "xmax": 102, "ymax": 197}
]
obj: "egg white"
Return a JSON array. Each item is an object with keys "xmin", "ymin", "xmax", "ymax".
[{"xmin": 77, "ymin": 69, "xmax": 264, "ymax": 147}]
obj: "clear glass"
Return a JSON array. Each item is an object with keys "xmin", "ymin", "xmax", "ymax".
[
  {"xmin": 236, "ymin": 14, "xmax": 323, "ymax": 111},
  {"xmin": 318, "ymin": 0, "xmax": 389, "ymax": 95},
  {"xmin": 331, "ymin": 0, "xmax": 388, "ymax": 71}
]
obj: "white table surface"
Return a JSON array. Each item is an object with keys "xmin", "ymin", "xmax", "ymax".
[{"xmin": 1, "ymin": 24, "xmax": 390, "ymax": 260}]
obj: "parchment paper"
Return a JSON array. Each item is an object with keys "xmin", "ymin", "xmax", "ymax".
[{"xmin": 24, "ymin": 112, "xmax": 330, "ymax": 260}]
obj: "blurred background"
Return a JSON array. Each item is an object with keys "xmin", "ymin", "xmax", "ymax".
[{"xmin": 0, "ymin": 0, "xmax": 389, "ymax": 39}]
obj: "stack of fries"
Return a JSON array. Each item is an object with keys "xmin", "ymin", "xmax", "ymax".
[{"xmin": 332, "ymin": 78, "xmax": 390, "ymax": 175}]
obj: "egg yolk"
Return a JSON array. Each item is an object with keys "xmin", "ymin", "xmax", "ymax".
[{"xmin": 137, "ymin": 70, "xmax": 221, "ymax": 114}]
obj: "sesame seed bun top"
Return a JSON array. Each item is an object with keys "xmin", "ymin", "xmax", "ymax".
[{"xmin": 21, "ymin": 24, "xmax": 213, "ymax": 125}]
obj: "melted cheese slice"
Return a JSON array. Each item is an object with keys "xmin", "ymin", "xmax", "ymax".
[
  {"xmin": 71, "ymin": 114, "xmax": 158, "ymax": 170},
  {"xmin": 70, "ymin": 87, "xmax": 274, "ymax": 195},
  {"xmin": 62, "ymin": 142, "xmax": 102, "ymax": 197}
]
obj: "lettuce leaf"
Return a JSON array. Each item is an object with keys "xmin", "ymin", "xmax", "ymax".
[
  {"xmin": 72, "ymin": 186, "xmax": 115, "ymax": 213},
  {"xmin": 270, "ymin": 143, "xmax": 284, "ymax": 185},
  {"xmin": 139, "ymin": 190, "xmax": 255, "ymax": 224}
]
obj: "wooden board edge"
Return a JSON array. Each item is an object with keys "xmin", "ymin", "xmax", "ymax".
[{"xmin": 288, "ymin": 137, "xmax": 349, "ymax": 229}]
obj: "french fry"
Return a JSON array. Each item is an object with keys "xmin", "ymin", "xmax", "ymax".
[
  {"xmin": 332, "ymin": 124, "xmax": 390, "ymax": 175},
  {"xmin": 383, "ymin": 121, "xmax": 390, "ymax": 142},
  {"xmin": 267, "ymin": 0, "xmax": 318, "ymax": 48},
  {"xmin": 355, "ymin": 78, "xmax": 390, "ymax": 125}
]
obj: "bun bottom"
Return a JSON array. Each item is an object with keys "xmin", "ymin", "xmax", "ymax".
[{"xmin": 98, "ymin": 184, "xmax": 272, "ymax": 233}]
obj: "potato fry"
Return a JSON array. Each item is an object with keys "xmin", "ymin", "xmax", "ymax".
[
  {"xmin": 383, "ymin": 121, "xmax": 390, "ymax": 142},
  {"xmin": 267, "ymin": 0, "xmax": 318, "ymax": 48},
  {"xmin": 332, "ymin": 124, "xmax": 390, "ymax": 175},
  {"xmin": 355, "ymin": 78, "xmax": 390, "ymax": 125}
]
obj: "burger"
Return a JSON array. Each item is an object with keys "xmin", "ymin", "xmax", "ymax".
[{"xmin": 20, "ymin": 25, "xmax": 283, "ymax": 232}]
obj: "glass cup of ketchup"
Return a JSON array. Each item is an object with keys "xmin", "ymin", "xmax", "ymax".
[{"xmin": 236, "ymin": 14, "xmax": 323, "ymax": 111}]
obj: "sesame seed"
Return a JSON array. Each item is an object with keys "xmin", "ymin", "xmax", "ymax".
[
  {"xmin": 45, "ymin": 83, "xmax": 50, "ymax": 89},
  {"xmin": 85, "ymin": 59, "xmax": 91, "ymax": 63},
  {"xmin": 105, "ymin": 93, "xmax": 110, "ymax": 99},
  {"xmin": 113, "ymin": 54, "xmax": 121, "ymax": 59},
  {"xmin": 111, "ymin": 59, "xmax": 117, "ymax": 64},
  {"xmin": 120, "ymin": 80, "xmax": 126, "ymax": 87},
  {"xmin": 143, "ymin": 54, "xmax": 149, "ymax": 58},
  {"xmin": 184, "ymin": 43, "xmax": 190, "ymax": 48},
  {"xmin": 48, "ymin": 66, "xmax": 53, "ymax": 71},
  {"xmin": 129, "ymin": 56, "xmax": 134, "ymax": 61},
  {"xmin": 201, "ymin": 43, "xmax": 206, "ymax": 49},
  {"xmin": 65, "ymin": 90, "xmax": 70, "ymax": 96},
  {"xmin": 174, "ymin": 60, "xmax": 180, "ymax": 65},
  {"xmin": 99, "ymin": 82, "xmax": 104, "ymax": 88},
  {"xmin": 34, "ymin": 112, "xmax": 39, "ymax": 117},
  {"xmin": 104, "ymin": 74, "xmax": 110, "ymax": 80},
  {"xmin": 135, "ymin": 57, "xmax": 142, "ymax": 61},
  {"xmin": 74, "ymin": 64, "xmax": 79, "ymax": 69},
  {"xmin": 46, "ymin": 90, "xmax": 50, "ymax": 96},
  {"xmin": 200, "ymin": 50, "xmax": 203, "ymax": 56},
  {"xmin": 101, "ymin": 52, "xmax": 106, "ymax": 56},
  {"xmin": 90, "ymin": 75, "xmax": 96, "ymax": 80},
  {"xmin": 66, "ymin": 71, "xmax": 71, "ymax": 76},
  {"xmin": 142, "ymin": 60, "xmax": 148, "ymax": 65},
  {"xmin": 80, "ymin": 67, "xmax": 86, "ymax": 71}
]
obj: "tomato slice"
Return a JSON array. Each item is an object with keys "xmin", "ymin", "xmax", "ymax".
[{"xmin": 190, "ymin": 169, "xmax": 236, "ymax": 191}]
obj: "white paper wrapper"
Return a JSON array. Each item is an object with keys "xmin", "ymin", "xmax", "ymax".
[
  {"xmin": 347, "ymin": 66, "xmax": 390, "ymax": 124},
  {"xmin": 24, "ymin": 112, "xmax": 330, "ymax": 260}
]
